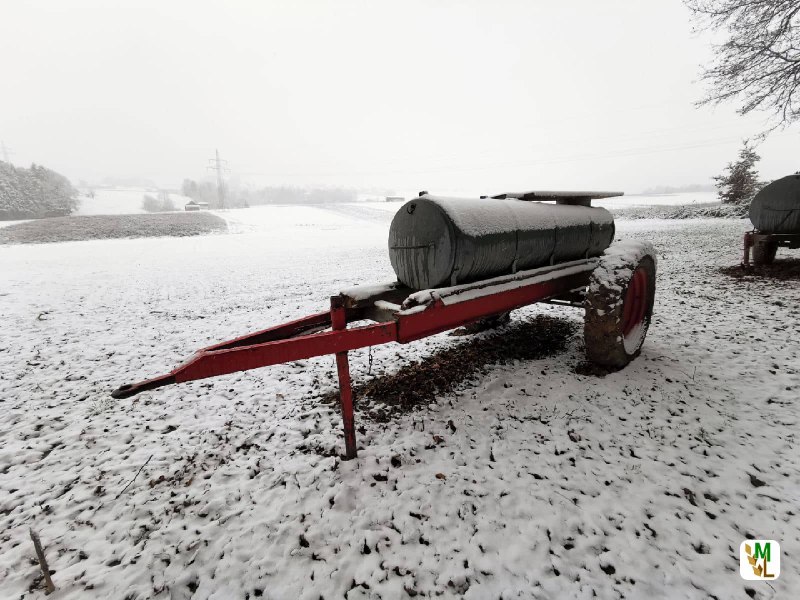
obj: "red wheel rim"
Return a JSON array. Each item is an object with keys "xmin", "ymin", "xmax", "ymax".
[{"xmin": 622, "ymin": 267, "xmax": 649, "ymax": 337}]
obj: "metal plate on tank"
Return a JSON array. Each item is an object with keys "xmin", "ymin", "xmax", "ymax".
[{"xmin": 388, "ymin": 199, "xmax": 456, "ymax": 290}]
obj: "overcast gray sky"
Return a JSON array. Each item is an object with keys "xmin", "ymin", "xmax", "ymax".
[{"xmin": 1, "ymin": 0, "xmax": 797, "ymax": 195}]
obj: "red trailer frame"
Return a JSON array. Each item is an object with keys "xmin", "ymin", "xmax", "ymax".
[
  {"xmin": 742, "ymin": 230, "xmax": 800, "ymax": 266},
  {"xmin": 113, "ymin": 258, "xmax": 599, "ymax": 459}
]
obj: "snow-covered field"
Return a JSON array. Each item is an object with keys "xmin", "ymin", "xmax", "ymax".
[
  {"xmin": 72, "ymin": 189, "xmax": 718, "ymax": 218},
  {"xmin": 1, "ymin": 205, "xmax": 797, "ymax": 599},
  {"xmin": 74, "ymin": 189, "xmax": 151, "ymax": 215},
  {"xmin": 346, "ymin": 192, "xmax": 720, "ymax": 214},
  {"xmin": 595, "ymin": 191, "xmax": 718, "ymax": 209},
  {"xmin": 75, "ymin": 189, "xmax": 194, "ymax": 216},
  {"xmin": 0, "ymin": 219, "xmax": 30, "ymax": 229}
]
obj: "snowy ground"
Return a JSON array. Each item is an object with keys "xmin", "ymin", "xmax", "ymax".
[
  {"xmin": 337, "ymin": 192, "xmax": 719, "ymax": 215},
  {"xmin": 72, "ymin": 189, "xmax": 717, "ymax": 218},
  {"xmin": 0, "ymin": 220, "xmax": 29, "ymax": 229},
  {"xmin": 74, "ymin": 189, "xmax": 152, "ymax": 215},
  {"xmin": 593, "ymin": 191, "xmax": 717, "ymax": 210},
  {"xmin": 75, "ymin": 189, "xmax": 194, "ymax": 216},
  {"xmin": 1, "ymin": 205, "xmax": 798, "ymax": 600},
  {"xmin": 0, "ymin": 213, "xmax": 227, "ymax": 245}
]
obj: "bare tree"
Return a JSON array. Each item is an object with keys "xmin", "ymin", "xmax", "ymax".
[{"xmin": 686, "ymin": 0, "xmax": 800, "ymax": 128}]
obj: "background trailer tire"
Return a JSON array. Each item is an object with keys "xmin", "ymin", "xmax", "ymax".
[
  {"xmin": 584, "ymin": 244, "xmax": 657, "ymax": 369},
  {"xmin": 751, "ymin": 240, "xmax": 778, "ymax": 265}
]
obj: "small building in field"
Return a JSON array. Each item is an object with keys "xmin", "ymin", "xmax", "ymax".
[
  {"xmin": 185, "ymin": 200, "xmax": 210, "ymax": 211},
  {"xmin": 385, "ymin": 196, "xmax": 404, "ymax": 202}
]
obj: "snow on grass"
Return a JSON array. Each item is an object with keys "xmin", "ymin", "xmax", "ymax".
[
  {"xmin": 355, "ymin": 192, "xmax": 719, "ymax": 214},
  {"xmin": 0, "ymin": 219, "xmax": 30, "ymax": 229},
  {"xmin": 75, "ymin": 189, "xmax": 194, "ymax": 216},
  {"xmin": 74, "ymin": 188, "xmax": 152, "ymax": 216},
  {"xmin": 0, "ymin": 213, "xmax": 227, "ymax": 245},
  {"xmin": 71, "ymin": 191, "xmax": 716, "ymax": 221},
  {"xmin": 215, "ymin": 204, "xmax": 364, "ymax": 235},
  {"xmin": 594, "ymin": 191, "xmax": 718, "ymax": 209},
  {"xmin": 0, "ymin": 206, "xmax": 798, "ymax": 599}
]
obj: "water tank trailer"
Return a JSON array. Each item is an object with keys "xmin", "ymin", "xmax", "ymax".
[
  {"xmin": 743, "ymin": 173, "xmax": 800, "ymax": 265},
  {"xmin": 114, "ymin": 191, "xmax": 657, "ymax": 460}
]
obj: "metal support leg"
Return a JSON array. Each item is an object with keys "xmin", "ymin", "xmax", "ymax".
[
  {"xmin": 743, "ymin": 231, "xmax": 753, "ymax": 266},
  {"xmin": 330, "ymin": 297, "xmax": 357, "ymax": 460}
]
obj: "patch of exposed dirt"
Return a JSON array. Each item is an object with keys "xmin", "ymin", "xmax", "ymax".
[
  {"xmin": 573, "ymin": 360, "xmax": 618, "ymax": 377},
  {"xmin": 323, "ymin": 315, "xmax": 577, "ymax": 421},
  {"xmin": 0, "ymin": 212, "xmax": 227, "ymax": 244},
  {"xmin": 719, "ymin": 258, "xmax": 800, "ymax": 281}
]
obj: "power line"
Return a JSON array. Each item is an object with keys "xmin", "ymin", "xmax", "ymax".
[
  {"xmin": 238, "ymin": 128, "xmax": 798, "ymax": 180},
  {"xmin": 207, "ymin": 149, "xmax": 230, "ymax": 209},
  {"xmin": 238, "ymin": 112, "xmax": 752, "ymax": 179}
]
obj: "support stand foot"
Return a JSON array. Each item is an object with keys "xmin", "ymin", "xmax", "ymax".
[{"xmin": 331, "ymin": 297, "xmax": 357, "ymax": 460}]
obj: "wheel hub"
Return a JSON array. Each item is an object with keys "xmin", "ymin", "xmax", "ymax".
[{"xmin": 622, "ymin": 267, "xmax": 648, "ymax": 337}]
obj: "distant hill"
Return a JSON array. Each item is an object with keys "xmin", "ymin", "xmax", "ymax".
[{"xmin": 0, "ymin": 161, "xmax": 79, "ymax": 220}]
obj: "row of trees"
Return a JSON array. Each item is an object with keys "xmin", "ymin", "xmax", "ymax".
[
  {"xmin": 0, "ymin": 161, "xmax": 78, "ymax": 220},
  {"xmin": 181, "ymin": 179, "xmax": 224, "ymax": 207},
  {"xmin": 181, "ymin": 179, "xmax": 358, "ymax": 207},
  {"xmin": 142, "ymin": 193, "xmax": 176, "ymax": 213},
  {"xmin": 240, "ymin": 185, "xmax": 358, "ymax": 205}
]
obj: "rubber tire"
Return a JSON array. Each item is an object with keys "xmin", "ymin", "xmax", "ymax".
[
  {"xmin": 752, "ymin": 242, "xmax": 777, "ymax": 265},
  {"xmin": 585, "ymin": 254, "xmax": 656, "ymax": 370}
]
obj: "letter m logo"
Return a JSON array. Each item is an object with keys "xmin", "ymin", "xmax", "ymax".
[{"xmin": 754, "ymin": 542, "xmax": 771, "ymax": 562}]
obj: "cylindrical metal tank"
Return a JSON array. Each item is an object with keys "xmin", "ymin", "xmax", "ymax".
[
  {"xmin": 388, "ymin": 195, "xmax": 615, "ymax": 289},
  {"xmin": 750, "ymin": 174, "xmax": 800, "ymax": 233}
]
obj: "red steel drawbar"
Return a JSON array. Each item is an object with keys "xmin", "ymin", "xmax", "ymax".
[{"xmin": 113, "ymin": 259, "xmax": 596, "ymax": 459}]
